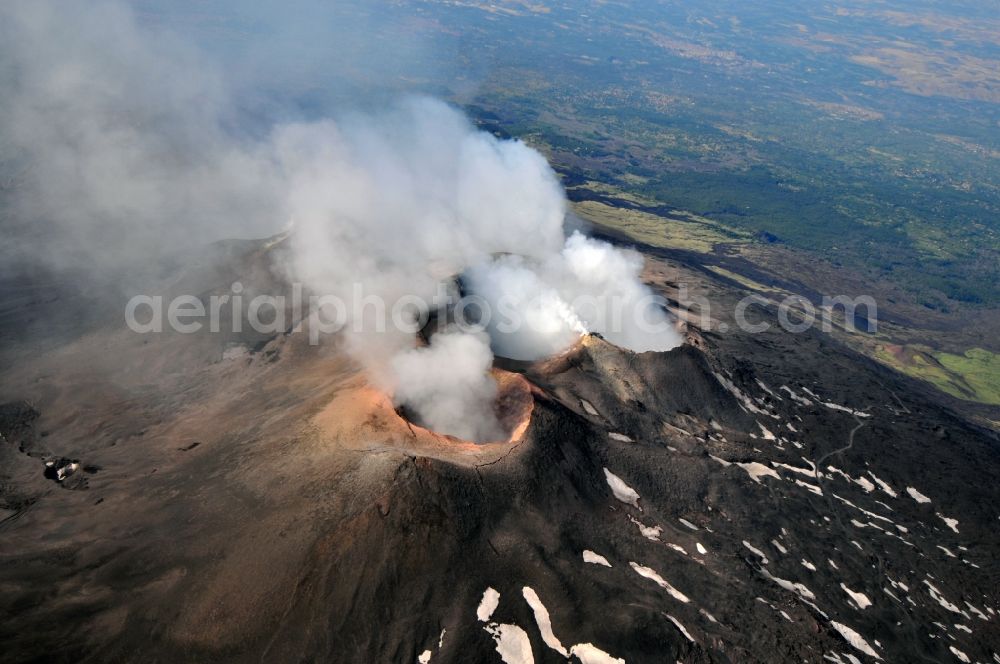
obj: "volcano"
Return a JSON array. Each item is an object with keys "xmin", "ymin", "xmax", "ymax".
[{"xmin": 1, "ymin": 236, "xmax": 999, "ymax": 664}]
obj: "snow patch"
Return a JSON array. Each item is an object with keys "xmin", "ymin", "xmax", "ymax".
[
  {"xmin": 757, "ymin": 379, "xmax": 778, "ymax": 397},
  {"xmin": 823, "ymin": 653, "xmax": 862, "ymax": 664},
  {"xmin": 484, "ymin": 623, "xmax": 534, "ymax": 664},
  {"xmin": 761, "ymin": 568, "xmax": 816, "ymax": 600},
  {"xmin": 906, "ymin": 487, "xmax": 931, "ymax": 504},
  {"xmin": 949, "ymin": 646, "xmax": 970, "ymax": 663},
  {"xmin": 964, "ymin": 601, "xmax": 989, "ymax": 621},
  {"xmin": 888, "ymin": 578, "xmax": 908, "ymax": 592},
  {"xmin": 583, "ymin": 550, "xmax": 612, "ymax": 567},
  {"xmin": 630, "ymin": 562, "xmax": 690, "ymax": 603},
  {"xmin": 937, "ymin": 513, "xmax": 959, "ymax": 533},
  {"xmin": 795, "ymin": 479, "xmax": 823, "ymax": 496},
  {"xmin": 604, "ymin": 468, "xmax": 641, "ymax": 509},
  {"xmin": 666, "ymin": 614, "xmax": 695, "ymax": 643},
  {"xmin": 743, "ymin": 541, "xmax": 769, "ymax": 564},
  {"xmin": 608, "ymin": 432, "xmax": 633, "ymax": 443},
  {"xmin": 477, "ymin": 588, "xmax": 501, "ymax": 622},
  {"xmin": 737, "ymin": 461, "xmax": 781, "ymax": 483},
  {"xmin": 522, "ymin": 587, "xmax": 568, "ymax": 657},
  {"xmin": 822, "ymin": 401, "xmax": 871, "ymax": 417},
  {"xmin": 581, "ymin": 400, "xmax": 598, "ymax": 416},
  {"xmin": 826, "ymin": 467, "xmax": 876, "ymax": 493},
  {"xmin": 925, "ymin": 581, "xmax": 967, "ymax": 617},
  {"xmin": 780, "ymin": 385, "xmax": 813, "ymax": 406},
  {"xmin": 569, "ymin": 643, "xmax": 625, "ymax": 664},
  {"xmin": 714, "ymin": 372, "xmax": 771, "ymax": 416},
  {"xmin": 830, "ymin": 621, "xmax": 881, "ymax": 660},
  {"xmin": 773, "ymin": 461, "xmax": 817, "ymax": 478},
  {"xmin": 854, "ymin": 476, "xmax": 876, "ymax": 493},
  {"xmin": 867, "ymin": 472, "xmax": 897, "ymax": 498},
  {"xmin": 832, "ymin": 493, "xmax": 895, "ymax": 526},
  {"xmin": 628, "ymin": 515, "xmax": 661, "ymax": 541},
  {"xmin": 841, "ymin": 584, "xmax": 872, "ymax": 609}
]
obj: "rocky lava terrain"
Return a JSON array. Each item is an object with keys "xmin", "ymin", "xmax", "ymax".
[{"xmin": 1, "ymin": 237, "xmax": 999, "ymax": 663}]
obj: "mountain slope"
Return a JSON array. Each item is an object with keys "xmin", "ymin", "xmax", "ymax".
[{"xmin": 1, "ymin": 238, "xmax": 998, "ymax": 663}]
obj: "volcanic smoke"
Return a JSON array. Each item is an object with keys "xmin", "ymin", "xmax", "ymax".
[
  {"xmin": 280, "ymin": 99, "xmax": 682, "ymax": 440},
  {"xmin": 0, "ymin": 1, "xmax": 681, "ymax": 442}
]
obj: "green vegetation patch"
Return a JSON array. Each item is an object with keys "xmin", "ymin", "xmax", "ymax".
[
  {"xmin": 571, "ymin": 200, "xmax": 749, "ymax": 253},
  {"xmin": 935, "ymin": 348, "xmax": 1000, "ymax": 404},
  {"xmin": 875, "ymin": 345, "xmax": 1000, "ymax": 405}
]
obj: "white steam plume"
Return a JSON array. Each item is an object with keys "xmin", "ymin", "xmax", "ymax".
[
  {"xmin": 463, "ymin": 232, "xmax": 681, "ymax": 360},
  {"xmin": 556, "ymin": 231, "xmax": 679, "ymax": 353},
  {"xmin": 276, "ymin": 101, "xmax": 680, "ymax": 437},
  {"xmin": 271, "ymin": 99, "xmax": 570, "ymax": 440},
  {"xmin": 273, "ymin": 97, "xmax": 567, "ymax": 332},
  {"xmin": 462, "ymin": 255, "xmax": 588, "ymax": 362},
  {"xmin": 391, "ymin": 329, "xmax": 504, "ymax": 442},
  {"xmin": 1, "ymin": 0, "xmax": 681, "ymax": 442}
]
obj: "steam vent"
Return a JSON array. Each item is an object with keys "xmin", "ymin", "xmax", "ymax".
[{"xmin": 394, "ymin": 367, "xmax": 535, "ymax": 445}]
